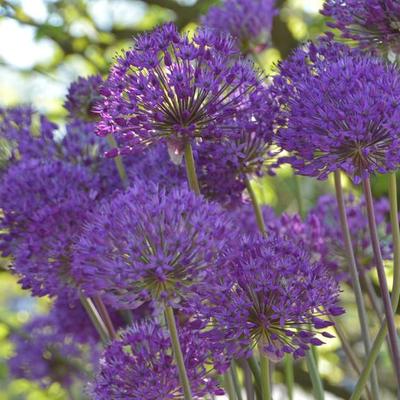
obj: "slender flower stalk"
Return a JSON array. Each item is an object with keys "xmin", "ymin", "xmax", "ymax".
[
  {"xmin": 351, "ymin": 173, "xmax": 400, "ymax": 399},
  {"xmin": 184, "ymin": 142, "xmax": 201, "ymax": 195},
  {"xmin": 231, "ymin": 365, "xmax": 243, "ymax": 400},
  {"xmin": 92, "ymin": 295, "xmax": 117, "ymax": 340},
  {"xmin": 247, "ymin": 355, "xmax": 262, "ymax": 399},
  {"xmin": 223, "ymin": 369, "xmax": 237, "ymax": 400},
  {"xmin": 79, "ymin": 295, "xmax": 109, "ymax": 344},
  {"xmin": 334, "ymin": 171, "xmax": 380, "ymax": 399},
  {"xmin": 306, "ymin": 350, "xmax": 324, "ymax": 400},
  {"xmin": 284, "ymin": 355, "xmax": 294, "ymax": 400},
  {"xmin": 245, "ymin": 175, "xmax": 266, "ymax": 234},
  {"xmin": 165, "ymin": 306, "xmax": 193, "ymax": 400},
  {"xmin": 259, "ymin": 348, "xmax": 272, "ymax": 400},
  {"xmin": 293, "ymin": 174, "xmax": 304, "ymax": 218},
  {"xmin": 362, "ymin": 177, "xmax": 400, "ymax": 386}
]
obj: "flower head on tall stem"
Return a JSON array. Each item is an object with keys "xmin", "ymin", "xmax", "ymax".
[
  {"xmin": 203, "ymin": 235, "xmax": 343, "ymax": 361},
  {"xmin": 321, "ymin": 0, "xmax": 400, "ymax": 54},
  {"xmin": 0, "ymin": 159, "xmax": 97, "ymax": 296},
  {"xmin": 194, "ymin": 87, "xmax": 280, "ymax": 206},
  {"xmin": 91, "ymin": 320, "xmax": 227, "ymax": 400},
  {"xmin": 0, "ymin": 106, "xmax": 58, "ymax": 170},
  {"xmin": 73, "ymin": 182, "xmax": 235, "ymax": 309},
  {"xmin": 273, "ymin": 37, "xmax": 400, "ymax": 183},
  {"xmin": 64, "ymin": 75, "xmax": 104, "ymax": 121},
  {"xmin": 201, "ymin": 0, "xmax": 277, "ymax": 54},
  {"xmin": 9, "ymin": 315, "xmax": 95, "ymax": 389},
  {"xmin": 308, "ymin": 193, "xmax": 392, "ymax": 279},
  {"xmin": 96, "ymin": 23, "xmax": 265, "ymax": 159}
]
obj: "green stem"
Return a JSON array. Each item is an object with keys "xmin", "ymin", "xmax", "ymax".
[
  {"xmin": 223, "ymin": 369, "xmax": 237, "ymax": 400},
  {"xmin": 362, "ymin": 178, "xmax": 400, "ymax": 383},
  {"xmin": 306, "ymin": 351, "xmax": 324, "ymax": 400},
  {"xmin": 92, "ymin": 295, "xmax": 117, "ymax": 339},
  {"xmin": 240, "ymin": 359, "xmax": 255, "ymax": 400},
  {"xmin": 79, "ymin": 295, "xmax": 109, "ymax": 344},
  {"xmin": 165, "ymin": 306, "xmax": 193, "ymax": 400},
  {"xmin": 333, "ymin": 171, "xmax": 380, "ymax": 399},
  {"xmin": 231, "ymin": 364, "xmax": 243, "ymax": 400},
  {"xmin": 247, "ymin": 354, "xmax": 262, "ymax": 399},
  {"xmin": 284, "ymin": 355, "xmax": 294, "ymax": 400},
  {"xmin": 245, "ymin": 176, "xmax": 266, "ymax": 235},
  {"xmin": 293, "ymin": 174, "xmax": 304, "ymax": 218},
  {"xmin": 184, "ymin": 142, "xmax": 201, "ymax": 195},
  {"xmin": 259, "ymin": 349, "xmax": 272, "ymax": 400},
  {"xmin": 106, "ymin": 135, "xmax": 128, "ymax": 187},
  {"xmin": 350, "ymin": 176, "xmax": 400, "ymax": 400}
]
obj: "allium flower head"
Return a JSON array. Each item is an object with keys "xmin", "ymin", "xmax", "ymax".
[
  {"xmin": 194, "ymin": 88, "xmax": 280, "ymax": 206},
  {"xmin": 202, "ymin": 0, "xmax": 277, "ymax": 54},
  {"xmin": 274, "ymin": 38, "xmax": 400, "ymax": 183},
  {"xmin": 73, "ymin": 182, "xmax": 234, "ymax": 309},
  {"xmin": 64, "ymin": 75, "xmax": 104, "ymax": 120},
  {"xmin": 0, "ymin": 159, "xmax": 97, "ymax": 296},
  {"xmin": 321, "ymin": 0, "xmax": 400, "ymax": 54},
  {"xmin": 206, "ymin": 235, "xmax": 343, "ymax": 361},
  {"xmin": 308, "ymin": 193, "xmax": 392, "ymax": 278},
  {"xmin": 91, "ymin": 321, "xmax": 225, "ymax": 400},
  {"xmin": 96, "ymin": 23, "xmax": 264, "ymax": 157},
  {"xmin": 9, "ymin": 315, "xmax": 94, "ymax": 388},
  {"xmin": 0, "ymin": 106, "xmax": 57, "ymax": 169}
]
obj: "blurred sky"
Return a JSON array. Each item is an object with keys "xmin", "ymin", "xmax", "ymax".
[{"xmin": 0, "ymin": 0, "xmax": 324, "ymax": 116}]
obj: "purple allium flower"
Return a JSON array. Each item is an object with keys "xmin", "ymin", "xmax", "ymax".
[
  {"xmin": 91, "ymin": 321, "xmax": 225, "ymax": 400},
  {"xmin": 273, "ymin": 38, "xmax": 400, "ymax": 183},
  {"xmin": 0, "ymin": 106, "xmax": 58, "ymax": 169},
  {"xmin": 205, "ymin": 235, "xmax": 343, "ymax": 361},
  {"xmin": 73, "ymin": 183, "xmax": 234, "ymax": 309},
  {"xmin": 64, "ymin": 75, "xmax": 104, "ymax": 121},
  {"xmin": 9, "ymin": 315, "xmax": 94, "ymax": 388},
  {"xmin": 194, "ymin": 88, "xmax": 280, "ymax": 206},
  {"xmin": 96, "ymin": 23, "xmax": 264, "ymax": 157},
  {"xmin": 308, "ymin": 193, "xmax": 392, "ymax": 278},
  {"xmin": 202, "ymin": 0, "xmax": 277, "ymax": 54},
  {"xmin": 321, "ymin": 0, "xmax": 400, "ymax": 54},
  {"xmin": 0, "ymin": 159, "xmax": 97, "ymax": 296}
]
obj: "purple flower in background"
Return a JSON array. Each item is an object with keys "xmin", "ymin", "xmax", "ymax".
[
  {"xmin": 202, "ymin": 0, "xmax": 277, "ymax": 54},
  {"xmin": 0, "ymin": 159, "xmax": 97, "ymax": 296},
  {"xmin": 64, "ymin": 74, "xmax": 104, "ymax": 121},
  {"xmin": 0, "ymin": 106, "xmax": 58, "ymax": 169},
  {"xmin": 321, "ymin": 0, "xmax": 400, "ymax": 54},
  {"xmin": 9, "ymin": 315, "xmax": 95, "ymax": 388},
  {"xmin": 308, "ymin": 193, "xmax": 392, "ymax": 277},
  {"xmin": 205, "ymin": 235, "xmax": 343, "ymax": 361},
  {"xmin": 274, "ymin": 38, "xmax": 400, "ymax": 183},
  {"xmin": 91, "ymin": 321, "xmax": 226, "ymax": 400},
  {"xmin": 73, "ymin": 183, "xmax": 234, "ymax": 309},
  {"xmin": 96, "ymin": 23, "xmax": 264, "ymax": 158}
]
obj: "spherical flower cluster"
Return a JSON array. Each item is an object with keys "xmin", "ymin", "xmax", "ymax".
[
  {"xmin": 205, "ymin": 235, "xmax": 343, "ymax": 360},
  {"xmin": 96, "ymin": 23, "xmax": 264, "ymax": 157},
  {"xmin": 194, "ymin": 88, "xmax": 280, "ymax": 206},
  {"xmin": 308, "ymin": 193, "xmax": 392, "ymax": 277},
  {"xmin": 202, "ymin": 0, "xmax": 277, "ymax": 54},
  {"xmin": 64, "ymin": 75, "xmax": 104, "ymax": 121},
  {"xmin": 321, "ymin": 0, "xmax": 400, "ymax": 54},
  {"xmin": 9, "ymin": 315, "xmax": 93, "ymax": 388},
  {"xmin": 91, "ymin": 321, "xmax": 226, "ymax": 400},
  {"xmin": 0, "ymin": 159, "xmax": 97, "ymax": 296},
  {"xmin": 0, "ymin": 106, "xmax": 58, "ymax": 170},
  {"xmin": 274, "ymin": 38, "xmax": 400, "ymax": 183},
  {"xmin": 73, "ymin": 182, "xmax": 234, "ymax": 309}
]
